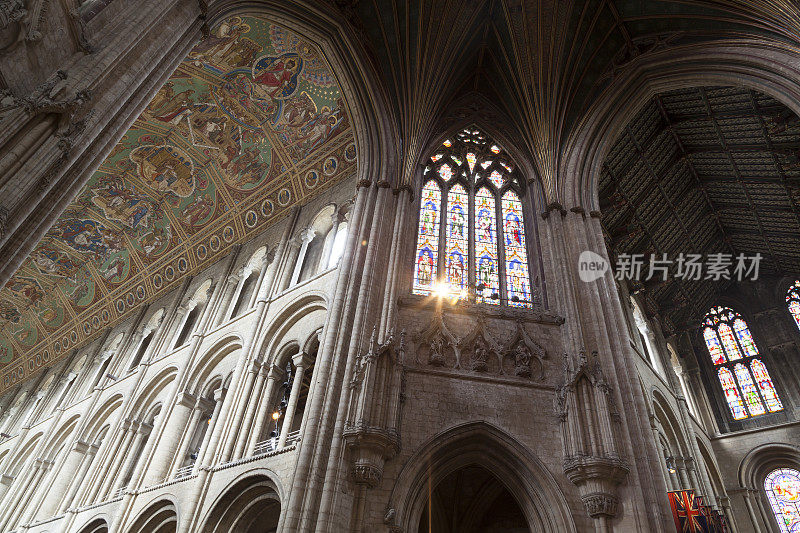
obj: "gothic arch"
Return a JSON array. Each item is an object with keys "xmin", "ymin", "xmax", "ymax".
[
  {"xmin": 386, "ymin": 421, "xmax": 576, "ymax": 533},
  {"xmin": 652, "ymin": 389, "xmax": 689, "ymax": 457},
  {"xmin": 421, "ymin": 93, "xmax": 543, "ymax": 194},
  {"xmin": 561, "ymin": 40, "xmax": 800, "ymax": 210},
  {"xmin": 127, "ymin": 498, "xmax": 179, "ymax": 533},
  {"xmin": 199, "ymin": 471, "xmax": 283, "ymax": 532}
]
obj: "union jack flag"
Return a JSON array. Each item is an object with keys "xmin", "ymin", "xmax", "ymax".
[{"xmin": 668, "ymin": 490, "xmax": 711, "ymax": 532}]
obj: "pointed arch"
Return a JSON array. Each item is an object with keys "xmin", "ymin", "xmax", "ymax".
[{"xmin": 385, "ymin": 422, "xmax": 576, "ymax": 533}]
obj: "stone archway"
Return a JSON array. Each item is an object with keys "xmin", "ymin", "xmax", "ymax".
[
  {"xmin": 417, "ymin": 464, "xmax": 528, "ymax": 533},
  {"xmin": 201, "ymin": 474, "xmax": 281, "ymax": 532},
  {"xmin": 387, "ymin": 422, "xmax": 576, "ymax": 533},
  {"xmin": 127, "ymin": 500, "xmax": 178, "ymax": 533},
  {"xmin": 76, "ymin": 518, "xmax": 108, "ymax": 533}
]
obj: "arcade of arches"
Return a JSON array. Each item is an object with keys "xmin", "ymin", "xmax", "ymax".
[{"xmin": 1, "ymin": 1, "xmax": 800, "ymax": 532}]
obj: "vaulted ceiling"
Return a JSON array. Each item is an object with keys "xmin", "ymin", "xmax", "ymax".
[
  {"xmin": 342, "ymin": 0, "xmax": 800, "ymax": 190},
  {"xmin": 0, "ymin": 16, "xmax": 356, "ymax": 387},
  {"xmin": 599, "ymin": 86, "xmax": 800, "ymax": 333}
]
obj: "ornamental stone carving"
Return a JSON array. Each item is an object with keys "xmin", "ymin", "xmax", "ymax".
[
  {"xmin": 556, "ymin": 350, "xmax": 629, "ymax": 521},
  {"xmin": 502, "ymin": 320, "xmax": 546, "ymax": 379},
  {"xmin": 413, "ymin": 309, "xmax": 457, "ymax": 368}
]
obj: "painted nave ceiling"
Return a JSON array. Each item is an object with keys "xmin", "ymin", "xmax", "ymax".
[
  {"xmin": 3, "ymin": 0, "xmax": 800, "ymax": 388},
  {"xmin": 0, "ymin": 16, "xmax": 356, "ymax": 383}
]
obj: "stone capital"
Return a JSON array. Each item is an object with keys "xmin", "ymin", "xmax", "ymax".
[
  {"xmin": 73, "ymin": 440, "xmax": 90, "ymax": 454},
  {"xmin": 581, "ymin": 492, "xmax": 619, "ymax": 518},
  {"xmin": 292, "ymin": 351, "xmax": 314, "ymax": 369},
  {"xmin": 213, "ymin": 387, "xmax": 227, "ymax": 402},
  {"xmin": 176, "ymin": 391, "xmax": 196, "ymax": 408}
]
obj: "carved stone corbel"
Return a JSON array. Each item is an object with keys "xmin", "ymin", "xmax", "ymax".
[
  {"xmin": 555, "ymin": 350, "xmax": 629, "ymax": 522},
  {"xmin": 343, "ymin": 329, "xmax": 405, "ymax": 521}
]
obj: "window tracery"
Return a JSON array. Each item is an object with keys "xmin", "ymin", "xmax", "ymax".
[
  {"xmin": 786, "ymin": 280, "xmax": 800, "ymax": 331},
  {"xmin": 765, "ymin": 467, "xmax": 800, "ymax": 533},
  {"xmin": 702, "ymin": 306, "xmax": 782, "ymax": 420},
  {"xmin": 412, "ymin": 128, "xmax": 532, "ymax": 307}
]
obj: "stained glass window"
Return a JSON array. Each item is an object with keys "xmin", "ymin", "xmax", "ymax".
[
  {"xmin": 751, "ymin": 359, "xmax": 783, "ymax": 412},
  {"xmin": 466, "ymin": 152, "xmax": 476, "ymax": 172},
  {"xmin": 438, "ymin": 164, "xmax": 453, "ymax": 182},
  {"xmin": 734, "ymin": 363, "xmax": 765, "ymax": 416},
  {"xmin": 718, "ymin": 367, "xmax": 748, "ymax": 420},
  {"xmin": 733, "ymin": 319, "xmax": 758, "ymax": 357},
  {"xmin": 445, "ymin": 184, "xmax": 468, "ymax": 297},
  {"xmin": 412, "ymin": 180, "xmax": 441, "ymax": 295},
  {"xmin": 786, "ymin": 280, "xmax": 800, "ymax": 331},
  {"xmin": 702, "ymin": 306, "xmax": 781, "ymax": 420},
  {"xmin": 718, "ymin": 323, "xmax": 742, "ymax": 361},
  {"xmin": 704, "ymin": 327, "xmax": 726, "ymax": 365},
  {"xmin": 412, "ymin": 127, "xmax": 533, "ymax": 308},
  {"xmin": 475, "ymin": 188, "xmax": 499, "ymax": 304},
  {"xmin": 489, "ymin": 170, "xmax": 504, "ymax": 188},
  {"xmin": 765, "ymin": 468, "xmax": 800, "ymax": 533},
  {"xmin": 502, "ymin": 191, "xmax": 531, "ymax": 308}
]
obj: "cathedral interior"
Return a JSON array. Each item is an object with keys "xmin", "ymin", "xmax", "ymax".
[{"xmin": 1, "ymin": 1, "xmax": 800, "ymax": 532}]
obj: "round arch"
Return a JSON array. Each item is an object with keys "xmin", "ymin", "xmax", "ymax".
[
  {"xmin": 75, "ymin": 517, "xmax": 108, "ymax": 533},
  {"xmin": 199, "ymin": 472, "xmax": 283, "ymax": 532},
  {"xmin": 739, "ymin": 443, "xmax": 800, "ymax": 533},
  {"xmin": 386, "ymin": 421, "xmax": 576, "ymax": 533},
  {"xmin": 561, "ymin": 40, "xmax": 800, "ymax": 210},
  {"xmin": 127, "ymin": 498, "xmax": 178, "ymax": 533}
]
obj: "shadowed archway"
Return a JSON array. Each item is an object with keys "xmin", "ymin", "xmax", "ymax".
[{"xmin": 201, "ymin": 474, "xmax": 281, "ymax": 532}]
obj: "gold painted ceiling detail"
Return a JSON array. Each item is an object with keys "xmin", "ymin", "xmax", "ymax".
[{"xmin": 0, "ymin": 16, "xmax": 356, "ymax": 391}]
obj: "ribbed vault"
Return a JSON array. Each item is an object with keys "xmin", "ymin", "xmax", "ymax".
[{"xmin": 338, "ymin": 0, "xmax": 800, "ymax": 194}]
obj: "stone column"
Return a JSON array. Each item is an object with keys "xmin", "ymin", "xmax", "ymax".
[
  {"xmin": 279, "ymin": 352, "xmax": 312, "ymax": 447},
  {"xmin": 218, "ymin": 360, "xmax": 261, "ymax": 464},
  {"xmin": 233, "ymin": 361, "xmax": 268, "ymax": 459},
  {"xmin": 102, "ymin": 422, "xmax": 141, "ymax": 499},
  {"xmin": 0, "ymin": 474, "xmax": 14, "ymax": 509},
  {"xmin": 245, "ymin": 363, "xmax": 283, "ymax": 456},
  {"xmin": 195, "ymin": 388, "xmax": 225, "ymax": 471},
  {"xmin": 169, "ymin": 398, "xmax": 207, "ymax": 479},
  {"xmin": 59, "ymin": 442, "xmax": 97, "ymax": 513},
  {"xmin": 289, "ymin": 227, "xmax": 317, "ymax": 287},
  {"xmin": 10, "ymin": 457, "xmax": 50, "ymax": 528},
  {"xmin": 36, "ymin": 440, "xmax": 89, "ymax": 518},
  {"xmin": 320, "ymin": 212, "xmax": 342, "ymax": 271},
  {"xmin": 741, "ymin": 488, "xmax": 764, "ymax": 533},
  {"xmin": 143, "ymin": 392, "xmax": 196, "ymax": 485},
  {"xmin": 213, "ymin": 271, "xmax": 242, "ymax": 327}
]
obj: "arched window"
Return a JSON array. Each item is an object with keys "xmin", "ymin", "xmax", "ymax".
[
  {"xmin": 786, "ymin": 280, "xmax": 800, "ymax": 331},
  {"xmin": 702, "ymin": 306, "xmax": 782, "ymax": 420},
  {"xmin": 412, "ymin": 128, "xmax": 532, "ymax": 307},
  {"xmin": 764, "ymin": 467, "xmax": 800, "ymax": 533}
]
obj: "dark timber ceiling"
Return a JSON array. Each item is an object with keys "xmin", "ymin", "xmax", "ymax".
[{"xmin": 599, "ymin": 86, "xmax": 800, "ymax": 333}]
